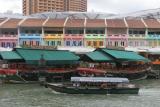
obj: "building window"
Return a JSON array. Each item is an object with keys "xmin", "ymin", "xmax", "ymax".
[
  {"xmin": 93, "ymin": 34, "xmax": 97, "ymax": 36},
  {"xmin": 78, "ymin": 41, "xmax": 82, "ymax": 46},
  {"xmin": 87, "ymin": 41, "xmax": 91, "ymax": 46},
  {"xmin": 99, "ymin": 41, "xmax": 104, "ymax": 46},
  {"xmin": 1, "ymin": 42, "xmax": 5, "ymax": 47},
  {"xmin": 30, "ymin": 41, "xmax": 34, "ymax": 46},
  {"xmin": 23, "ymin": 41, "xmax": 27, "ymax": 45},
  {"xmin": 36, "ymin": 41, "xmax": 40, "ymax": 46},
  {"xmin": 51, "ymin": 41, "xmax": 55, "ymax": 46},
  {"xmin": 4, "ymin": 32, "xmax": 8, "ymax": 35},
  {"xmin": 38, "ymin": 30, "xmax": 42, "ymax": 34},
  {"xmin": 6, "ymin": 42, "xmax": 10, "ymax": 47},
  {"xmin": 11, "ymin": 32, "xmax": 15, "ymax": 35},
  {"xmin": 135, "ymin": 41, "xmax": 139, "ymax": 46},
  {"xmin": 12, "ymin": 43, "xmax": 16, "ymax": 47},
  {"xmin": 66, "ymin": 41, "xmax": 70, "ymax": 46},
  {"xmin": 121, "ymin": 42, "xmax": 125, "ymax": 46},
  {"xmin": 25, "ymin": 30, "xmax": 28, "ymax": 34},
  {"xmin": 129, "ymin": 30, "xmax": 133, "ymax": 34},
  {"xmin": 100, "ymin": 30, "xmax": 104, "ymax": 34},
  {"xmin": 115, "ymin": 41, "xmax": 118, "ymax": 47},
  {"xmin": 139, "ymin": 31, "xmax": 145, "ymax": 34},
  {"xmin": 72, "ymin": 41, "xmax": 77, "ymax": 46},
  {"xmin": 46, "ymin": 41, "xmax": 49, "ymax": 46},
  {"xmin": 93, "ymin": 41, "xmax": 97, "ymax": 46},
  {"xmin": 80, "ymin": 30, "xmax": 84, "ymax": 34},
  {"xmin": 57, "ymin": 41, "xmax": 61, "ymax": 46},
  {"xmin": 108, "ymin": 41, "xmax": 112, "ymax": 46},
  {"xmin": 31, "ymin": 30, "xmax": 35, "ymax": 34}
]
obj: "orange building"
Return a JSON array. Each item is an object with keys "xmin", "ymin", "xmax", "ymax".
[{"xmin": 23, "ymin": 0, "xmax": 87, "ymax": 16}]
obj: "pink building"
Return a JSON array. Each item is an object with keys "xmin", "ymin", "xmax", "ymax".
[
  {"xmin": 64, "ymin": 19, "xmax": 84, "ymax": 47},
  {"xmin": 0, "ymin": 19, "xmax": 20, "ymax": 48},
  {"xmin": 106, "ymin": 19, "xmax": 128, "ymax": 47}
]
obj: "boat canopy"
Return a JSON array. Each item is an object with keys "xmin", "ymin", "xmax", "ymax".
[
  {"xmin": 71, "ymin": 77, "xmax": 129, "ymax": 83},
  {"xmin": 0, "ymin": 51, "xmax": 23, "ymax": 60},
  {"xmin": 100, "ymin": 49, "xmax": 150, "ymax": 62},
  {"xmin": 14, "ymin": 48, "xmax": 80, "ymax": 65},
  {"xmin": 85, "ymin": 51, "xmax": 113, "ymax": 62}
]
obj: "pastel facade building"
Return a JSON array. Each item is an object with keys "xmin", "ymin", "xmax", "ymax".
[
  {"xmin": 43, "ymin": 19, "xmax": 65, "ymax": 47},
  {"xmin": 85, "ymin": 19, "xmax": 106, "ymax": 48},
  {"xmin": 126, "ymin": 19, "xmax": 147, "ymax": 47},
  {"xmin": 1, "ymin": 18, "xmax": 160, "ymax": 48},
  {"xmin": 64, "ymin": 19, "xmax": 84, "ymax": 47},
  {"xmin": 19, "ymin": 19, "xmax": 45, "ymax": 46},
  {"xmin": 144, "ymin": 19, "xmax": 160, "ymax": 47},
  {"xmin": 0, "ymin": 18, "xmax": 20, "ymax": 48},
  {"xmin": 106, "ymin": 19, "xmax": 128, "ymax": 47}
]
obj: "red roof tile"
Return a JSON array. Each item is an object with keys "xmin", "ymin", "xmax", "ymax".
[
  {"xmin": 65, "ymin": 19, "xmax": 84, "ymax": 27},
  {"xmin": 1, "ymin": 19, "xmax": 22, "ymax": 28},
  {"xmin": 126, "ymin": 19, "xmax": 146, "ymax": 28},
  {"xmin": 144, "ymin": 19, "xmax": 160, "ymax": 28},
  {"xmin": 20, "ymin": 18, "xmax": 45, "ymax": 27},
  {"xmin": 86, "ymin": 19, "xmax": 106, "ymax": 28},
  {"xmin": 106, "ymin": 19, "xmax": 127, "ymax": 28},
  {"xmin": 44, "ymin": 19, "xmax": 65, "ymax": 27}
]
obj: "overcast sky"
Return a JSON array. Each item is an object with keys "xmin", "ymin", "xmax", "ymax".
[{"xmin": 0, "ymin": 0, "xmax": 160, "ymax": 14}]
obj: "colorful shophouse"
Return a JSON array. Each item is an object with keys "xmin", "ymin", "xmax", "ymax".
[
  {"xmin": 64, "ymin": 19, "xmax": 84, "ymax": 47},
  {"xmin": 1, "ymin": 17, "xmax": 160, "ymax": 48},
  {"xmin": 127, "ymin": 19, "xmax": 147, "ymax": 47},
  {"xmin": 19, "ymin": 18, "xmax": 45, "ymax": 46},
  {"xmin": 0, "ymin": 18, "xmax": 20, "ymax": 48},
  {"xmin": 106, "ymin": 19, "xmax": 128, "ymax": 47},
  {"xmin": 43, "ymin": 19, "xmax": 65, "ymax": 46},
  {"xmin": 144, "ymin": 19, "xmax": 160, "ymax": 47},
  {"xmin": 85, "ymin": 19, "xmax": 106, "ymax": 48}
]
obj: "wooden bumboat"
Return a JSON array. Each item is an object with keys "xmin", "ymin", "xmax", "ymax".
[{"xmin": 46, "ymin": 77, "xmax": 139, "ymax": 94}]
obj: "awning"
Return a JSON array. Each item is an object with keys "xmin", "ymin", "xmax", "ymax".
[
  {"xmin": 15, "ymin": 48, "xmax": 80, "ymax": 64},
  {"xmin": 101, "ymin": 49, "xmax": 150, "ymax": 62},
  {"xmin": 85, "ymin": 51, "xmax": 113, "ymax": 62},
  {"xmin": 0, "ymin": 51, "xmax": 22, "ymax": 60}
]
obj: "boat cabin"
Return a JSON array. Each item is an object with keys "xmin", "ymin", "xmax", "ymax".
[
  {"xmin": 70, "ymin": 77, "xmax": 134, "ymax": 89},
  {"xmin": 46, "ymin": 77, "xmax": 139, "ymax": 94}
]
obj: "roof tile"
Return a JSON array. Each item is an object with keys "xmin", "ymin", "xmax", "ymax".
[
  {"xmin": 44, "ymin": 19, "xmax": 65, "ymax": 27},
  {"xmin": 1, "ymin": 19, "xmax": 21, "ymax": 28},
  {"xmin": 86, "ymin": 19, "xmax": 106, "ymax": 28},
  {"xmin": 20, "ymin": 18, "xmax": 45, "ymax": 27},
  {"xmin": 126, "ymin": 19, "xmax": 146, "ymax": 28},
  {"xmin": 66, "ymin": 19, "xmax": 84, "ymax": 27},
  {"xmin": 144, "ymin": 19, "xmax": 160, "ymax": 28},
  {"xmin": 106, "ymin": 19, "xmax": 127, "ymax": 28}
]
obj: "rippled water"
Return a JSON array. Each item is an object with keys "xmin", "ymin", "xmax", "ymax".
[{"xmin": 0, "ymin": 79, "xmax": 160, "ymax": 107}]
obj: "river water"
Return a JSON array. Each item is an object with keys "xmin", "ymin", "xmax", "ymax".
[{"xmin": 0, "ymin": 79, "xmax": 160, "ymax": 107}]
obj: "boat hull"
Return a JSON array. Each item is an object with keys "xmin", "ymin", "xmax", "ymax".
[
  {"xmin": 76, "ymin": 68, "xmax": 149, "ymax": 80},
  {"xmin": 47, "ymin": 84, "xmax": 139, "ymax": 94},
  {"xmin": 106, "ymin": 71, "xmax": 148, "ymax": 80}
]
